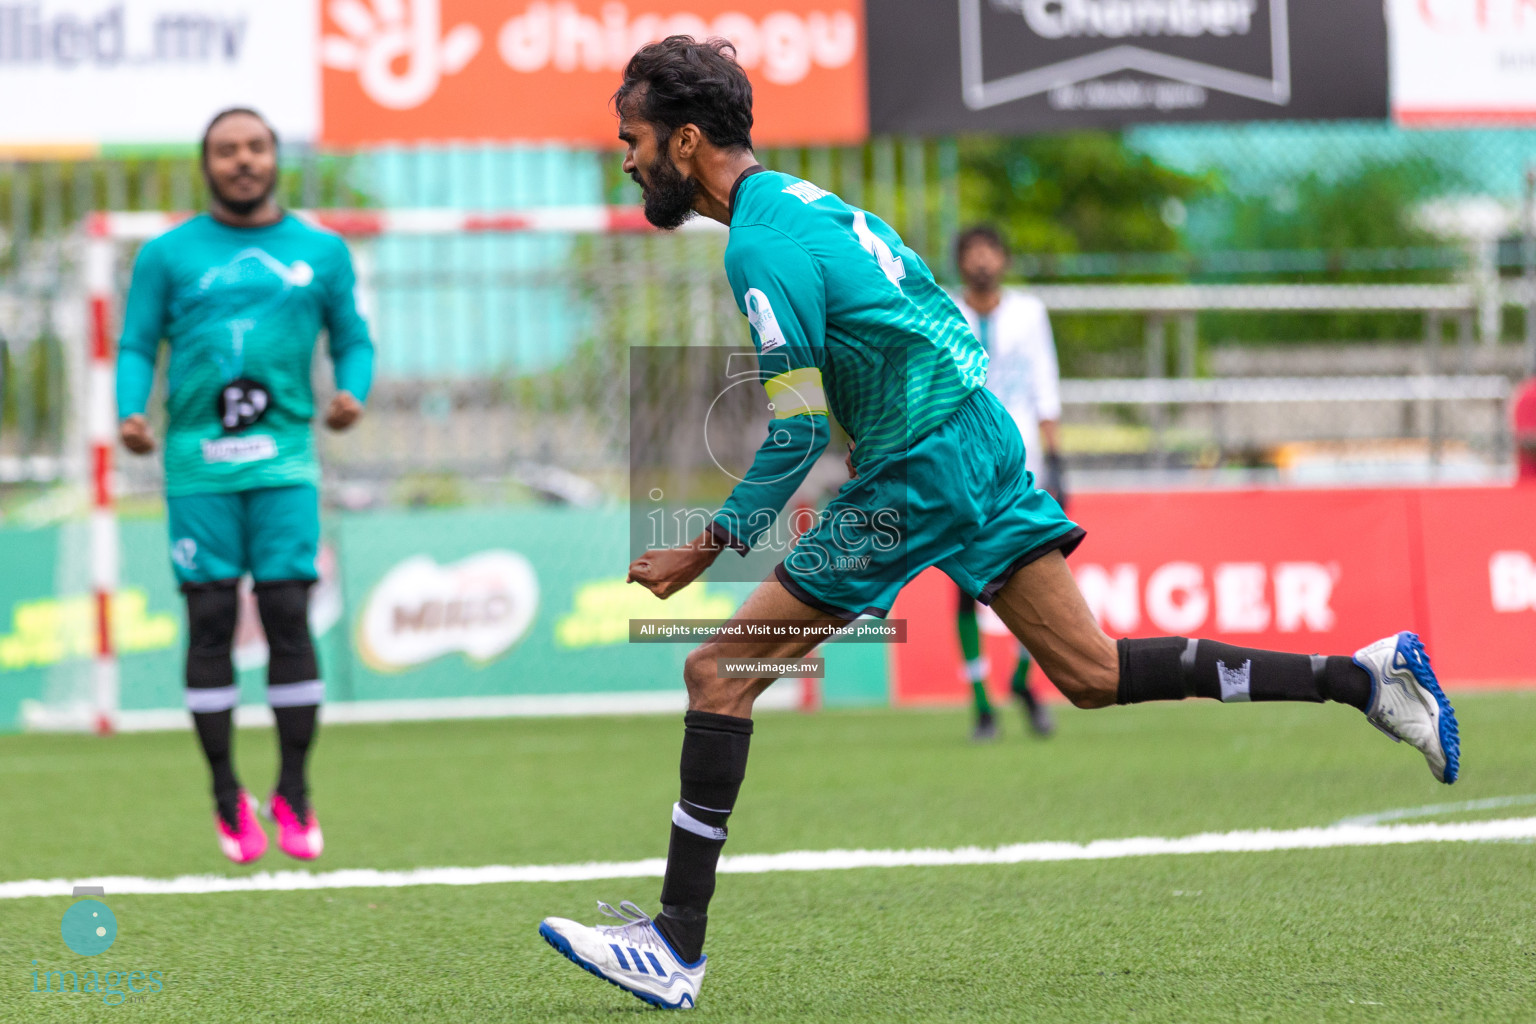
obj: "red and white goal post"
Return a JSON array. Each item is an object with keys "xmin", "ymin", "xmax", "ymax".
[{"xmin": 62, "ymin": 205, "xmax": 733, "ymax": 734}]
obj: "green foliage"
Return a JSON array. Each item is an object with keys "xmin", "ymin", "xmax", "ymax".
[
  {"xmin": 958, "ymin": 134, "xmax": 1213, "ymax": 375},
  {"xmin": 0, "ymin": 334, "xmax": 65, "ymax": 451},
  {"xmin": 1218, "ymin": 156, "xmax": 1462, "ymax": 253},
  {"xmin": 1199, "ymin": 157, "xmax": 1466, "ymax": 345},
  {"xmin": 0, "ymin": 152, "xmax": 374, "ymax": 246},
  {"xmin": 391, "ymin": 472, "xmax": 466, "ymax": 508},
  {"xmin": 959, "ymin": 132, "xmax": 1213, "ymax": 257},
  {"xmin": 958, "ymin": 137, "xmax": 1476, "ymax": 360}
]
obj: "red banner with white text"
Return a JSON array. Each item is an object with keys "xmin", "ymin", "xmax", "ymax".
[{"xmin": 890, "ymin": 486, "xmax": 1536, "ymax": 705}]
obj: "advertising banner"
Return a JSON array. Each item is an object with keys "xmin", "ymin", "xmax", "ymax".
[
  {"xmin": 6, "ymin": 489, "xmax": 1526, "ymax": 730},
  {"xmin": 335, "ymin": 508, "xmax": 888, "ymax": 708},
  {"xmin": 1389, "ymin": 0, "xmax": 1536, "ymax": 125},
  {"xmin": 0, "ymin": 507, "xmax": 888, "ymax": 731},
  {"xmin": 1417, "ymin": 489, "xmax": 1536, "ymax": 685},
  {"xmin": 0, "ymin": 519, "xmax": 348, "ymax": 729},
  {"xmin": 866, "ymin": 0, "xmax": 1388, "ymax": 134},
  {"xmin": 337, "ymin": 507, "xmax": 728, "ymax": 702},
  {"xmin": 319, "ymin": 0, "xmax": 867, "ymax": 146},
  {"xmin": 0, "ymin": 0, "xmax": 318, "ymax": 150},
  {"xmin": 890, "ymin": 487, "xmax": 1536, "ymax": 707}
]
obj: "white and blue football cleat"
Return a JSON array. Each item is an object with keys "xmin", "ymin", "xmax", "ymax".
[
  {"xmin": 539, "ymin": 901, "xmax": 706, "ymax": 1010},
  {"xmin": 1353, "ymin": 632, "xmax": 1460, "ymax": 784}
]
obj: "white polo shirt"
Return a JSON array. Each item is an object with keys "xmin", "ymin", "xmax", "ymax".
[{"xmin": 955, "ymin": 289, "xmax": 1061, "ymax": 479}]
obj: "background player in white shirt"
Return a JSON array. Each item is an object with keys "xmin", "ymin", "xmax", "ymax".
[{"xmin": 952, "ymin": 225, "xmax": 1063, "ymax": 741}]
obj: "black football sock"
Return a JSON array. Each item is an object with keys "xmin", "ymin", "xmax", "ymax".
[
  {"xmin": 184, "ymin": 584, "xmax": 242, "ymax": 826},
  {"xmin": 257, "ymin": 581, "xmax": 322, "ymax": 815},
  {"xmin": 1314, "ymin": 655, "xmax": 1373, "ymax": 712},
  {"xmin": 272, "ymin": 704, "xmax": 319, "ymax": 813},
  {"xmin": 192, "ymin": 709, "xmax": 240, "ymax": 827},
  {"xmin": 1117, "ymin": 637, "xmax": 1372, "ymax": 711},
  {"xmin": 655, "ymin": 710, "xmax": 753, "ymax": 964}
]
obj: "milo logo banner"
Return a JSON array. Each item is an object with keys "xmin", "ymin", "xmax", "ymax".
[
  {"xmin": 334, "ymin": 509, "xmax": 889, "ymax": 712},
  {"xmin": 867, "ymin": 0, "xmax": 1388, "ymax": 132},
  {"xmin": 355, "ymin": 551, "xmax": 542, "ymax": 672}
]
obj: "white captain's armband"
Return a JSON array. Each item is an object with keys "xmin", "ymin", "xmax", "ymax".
[{"xmin": 763, "ymin": 367, "xmax": 828, "ymax": 419}]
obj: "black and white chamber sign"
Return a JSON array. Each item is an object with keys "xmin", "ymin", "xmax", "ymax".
[{"xmin": 868, "ymin": 0, "xmax": 1387, "ymax": 133}]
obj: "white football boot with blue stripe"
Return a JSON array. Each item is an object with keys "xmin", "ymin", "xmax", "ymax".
[
  {"xmin": 1353, "ymin": 631, "xmax": 1460, "ymax": 784},
  {"xmin": 540, "ymin": 901, "xmax": 705, "ymax": 1009}
]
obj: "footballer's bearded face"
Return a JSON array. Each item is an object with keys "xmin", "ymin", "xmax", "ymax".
[
  {"xmin": 620, "ymin": 118, "xmax": 698, "ymax": 230},
  {"xmin": 959, "ymin": 240, "xmax": 1008, "ymax": 294},
  {"xmin": 204, "ymin": 112, "xmax": 278, "ymax": 217}
]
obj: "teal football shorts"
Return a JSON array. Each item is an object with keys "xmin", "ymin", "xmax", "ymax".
[
  {"xmin": 777, "ymin": 387, "xmax": 1082, "ymax": 618},
  {"xmin": 165, "ymin": 484, "xmax": 320, "ymax": 588}
]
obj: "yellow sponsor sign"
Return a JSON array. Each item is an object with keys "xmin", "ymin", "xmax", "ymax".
[
  {"xmin": 0, "ymin": 590, "xmax": 179, "ymax": 670},
  {"xmin": 555, "ymin": 580, "xmax": 738, "ymax": 649}
]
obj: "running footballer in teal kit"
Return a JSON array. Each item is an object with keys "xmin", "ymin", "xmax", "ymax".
[
  {"xmin": 538, "ymin": 38, "xmax": 1460, "ymax": 1011},
  {"xmin": 117, "ymin": 108, "xmax": 374, "ymax": 865},
  {"xmin": 711, "ymin": 166, "xmax": 1081, "ymax": 617}
]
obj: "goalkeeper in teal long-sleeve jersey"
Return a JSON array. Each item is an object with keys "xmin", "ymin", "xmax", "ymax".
[{"xmin": 116, "ymin": 108, "xmax": 374, "ymax": 865}]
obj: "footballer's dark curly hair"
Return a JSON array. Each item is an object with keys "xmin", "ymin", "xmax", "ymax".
[
  {"xmin": 954, "ymin": 224, "xmax": 1010, "ymax": 265},
  {"xmin": 200, "ymin": 107, "xmax": 278, "ymax": 166},
  {"xmin": 613, "ymin": 36, "xmax": 754, "ymax": 151}
]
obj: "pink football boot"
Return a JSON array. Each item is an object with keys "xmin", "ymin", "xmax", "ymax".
[
  {"xmin": 216, "ymin": 791, "xmax": 268, "ymax": 864},
  {"xmin": 267, "ymin": 793, "xmax": 324, "ymax": 860}
]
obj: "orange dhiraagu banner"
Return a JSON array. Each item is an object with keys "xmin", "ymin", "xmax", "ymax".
[
  {"xmin": 889, "ymin": 487, "xmax": 1536, "ymax": 706},
  {"xmin": 319, "ymin": 0, "xmax": 867, "ymax": 146}
]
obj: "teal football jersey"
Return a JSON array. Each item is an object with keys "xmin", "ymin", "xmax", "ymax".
[
  {"xmin": 713, "ymin": 168, "xmax": 987, "ymax": 549},
  {"xmin": 116, "ymin": 214, "xmax": 374, "ymax": 497}
]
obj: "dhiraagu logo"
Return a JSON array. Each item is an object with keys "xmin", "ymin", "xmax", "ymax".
[{"xmin": 32, "ymin": 888, "xmax": 169, "ymax": 1006}]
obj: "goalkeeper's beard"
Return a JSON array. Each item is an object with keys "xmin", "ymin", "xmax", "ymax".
[
  {"xmin": 636, "ymin": 154, "xmax": 698, "ymax": 230},
  {"xmin": 208, "ymin": 173, "xmax": 277, "ymax": 218},
  {"xmin": 964, "ymin": 267, "xmax": 1001, "ymax": 293}
]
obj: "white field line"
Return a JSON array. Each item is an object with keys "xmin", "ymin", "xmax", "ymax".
[
  {"xmin": 1334, "ymin": 794, "xmax": 1536, "ymax": 827},
  {"xmin": 3, "ymin": 816, "xmax": 1534, "ymax": 901},
  {"xmin": 23, "ymin": 688, "xmax": 800, "ymax": 733}
]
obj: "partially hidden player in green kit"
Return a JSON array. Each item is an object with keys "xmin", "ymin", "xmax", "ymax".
[
  {"xmin": 116, "ymin": 108, "xmax": 374, "ymax": 865},
  {"xmin": 537, "ymin": 38, "xmax": 1459, "ymax": 1012}
]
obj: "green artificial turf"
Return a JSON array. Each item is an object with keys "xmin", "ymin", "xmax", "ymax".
[{"xmin": 2, "ymin": 693, "xmax": 1533, "ymax": 1022}]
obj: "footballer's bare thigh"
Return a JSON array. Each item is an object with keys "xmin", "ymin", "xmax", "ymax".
[
  {"xmin": 987, "ymin": 551, "xmax": 1119, "ymax": 709},
  {"xmin": 682, "ymin": 578, "xmax": 845, "ymax": 719}
]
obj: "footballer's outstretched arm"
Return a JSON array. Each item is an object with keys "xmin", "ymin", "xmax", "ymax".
[
  {"xmin": 629, "ymin": 225, "xmax": 831, "ymax": 598},
  {"xmin": 709, "ymin": 224, "xmax": 831, "ymax": 552},
  {"xmin": 323, "ymin": 236, "xmax": 375, "ymax": 431}
]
